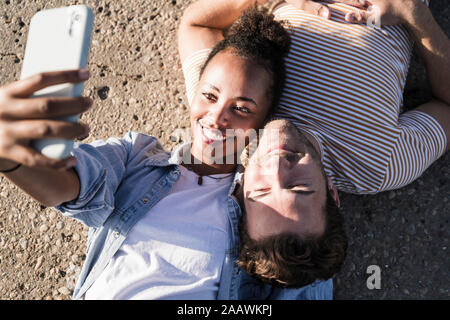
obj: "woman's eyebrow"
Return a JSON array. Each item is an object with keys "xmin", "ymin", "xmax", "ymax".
[
  {"xmin": 205, "ymin": 84, "xmax": 257, "ymax": 106},
  {"xmin": 236, "ymin": 96, "xmax": 257, "ymax": 106},
  {"xmin": 205, "ymin": 83, "xmax": 220, "ymax": 92}
]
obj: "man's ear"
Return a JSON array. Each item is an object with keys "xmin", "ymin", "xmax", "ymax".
[{"xmin": 327, "ymin": 178, "xmax": 340, "ymax": 208}]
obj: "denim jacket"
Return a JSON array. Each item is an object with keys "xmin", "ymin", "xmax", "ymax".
[{"xmin": 55, "ymin": 132, "xmax": 333, "ymax": 300}]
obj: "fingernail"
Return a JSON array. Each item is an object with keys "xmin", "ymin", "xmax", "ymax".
[
  {"xmin": 79, "ymin": 69, "xmax": 90, "ymax": 80},
  {"xmin": 319, "ymin": 7, "xmax": 330, "ymax": 19},
  {"xmin": 348, "ymin": 13, "xmax": 355, "ymax": 22}
]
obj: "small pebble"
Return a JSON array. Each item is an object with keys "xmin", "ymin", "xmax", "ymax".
[
  {"xmin": 19, "ymin": 239, "xmax": 27, "ymax": 250},
  {"xmin": 39, "ymin": 224, "xmax": 48, "ymax": 233},
  {"xmin": 34, "ymin": 256, "xmax": 44, "ymax": 271},
  {"xmin": 58, "ymin": 287, "xmax": 71, "ymax": 296},
  {"xmin": 408, "ymin": 224, "xmax": 416, "ymax": 236}
]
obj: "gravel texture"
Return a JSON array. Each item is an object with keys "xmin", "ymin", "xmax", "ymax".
[{"xmin": 0, "ymin": 0, "xmax": 448, "ymax": 300}]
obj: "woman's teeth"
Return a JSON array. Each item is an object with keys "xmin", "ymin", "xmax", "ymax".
[{"xmin": 202, "ymin": 126, "xmax": 225, "ymax": 142}]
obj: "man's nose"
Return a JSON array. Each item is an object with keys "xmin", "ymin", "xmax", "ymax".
[{"xmin": 260, "ymin": 153, "xmax": 298, "ymax": 183}]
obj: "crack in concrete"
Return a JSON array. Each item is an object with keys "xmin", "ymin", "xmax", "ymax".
[
  {"xmin": 0, "ymin": 58, "xmax": 160, "ymax": 82},
  {"xmin": 0, "ymin": 53, "xmax": 18, "ymax": 57},
  {"xmin": 93, "ymin": 62, "xmax": 160, "ymax": 82}
]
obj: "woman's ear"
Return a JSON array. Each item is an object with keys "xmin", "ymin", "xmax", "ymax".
[{"xmin": 327, "ymin": 178, "xmax": 340, "ymax": 208}]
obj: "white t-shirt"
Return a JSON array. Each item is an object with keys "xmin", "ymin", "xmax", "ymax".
[{"xmin": 84, "ymin": 165, "xmax": 233, "ymax": 300}]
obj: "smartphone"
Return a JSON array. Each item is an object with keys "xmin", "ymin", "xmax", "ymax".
[{"xmin": 20, "ymin": 5, "xmax": 94, "ymax": 159}]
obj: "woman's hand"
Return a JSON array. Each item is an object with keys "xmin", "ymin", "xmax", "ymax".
[
  {"xmin": 285, "ymin": 0, "xmax": 369, "ymax": 19},
  {"xmin": 0, "ymin": 69, "xmax": 92, "ymax": 171},
  {"xmin": 342, "ymin": 0, "xmax": 426, "ymax": 26}
]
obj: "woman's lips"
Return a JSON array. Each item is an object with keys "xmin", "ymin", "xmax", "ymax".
[
  {"xmin": 199, "ymin": 122, "xmax": 225, "ymax": 145},
  {"xmin": 198, "ymin": 121, "xmax": 236, "ymax": 145}
]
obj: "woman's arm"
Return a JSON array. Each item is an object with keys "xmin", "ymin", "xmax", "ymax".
[
  {"xmin": 177, "ymin": 0, "xmax": 366, "ymax": 64},
  {"xmin": 177, "ymin": 0, "xmax": 262, "ymax": 64},
  {"xmin": 2, "ymin": 165, "xmax": 80, "ymax": 207}
]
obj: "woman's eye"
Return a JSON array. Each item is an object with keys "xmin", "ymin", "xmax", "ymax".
[
  {"xmin": 233, "ymin": 106, "xmax": 251, "ymax": 114},
  {"xmin": 202, "ymin": 92, "xmax": 216, "ymax": 102}
]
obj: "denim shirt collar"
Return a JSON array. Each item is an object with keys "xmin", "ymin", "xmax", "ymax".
[{"xmin": 147, "ymin": 141, "xmax": 244, "ymax": 198}]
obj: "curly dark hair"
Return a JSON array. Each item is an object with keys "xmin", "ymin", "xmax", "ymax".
[
  {"xmin": 199, "ymin": 5, "xmax": 291, "ymax": 118},
  {"xmin": 237, "ymin": 188, "xmax": 348, "ymax": 288}
]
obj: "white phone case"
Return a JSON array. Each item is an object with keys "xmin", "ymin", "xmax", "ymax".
[{"xmin": 20, "ymin": 5, "xmax": 94, "ymax": 159}]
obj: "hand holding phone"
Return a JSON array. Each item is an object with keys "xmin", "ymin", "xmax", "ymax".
[
  {"xmin": 0, "ymin": 70, "xmax": 93, "ymax": 170},
  {"xmin": 20, "ymin": 5, "xmax": 94, "ymax": 159}
]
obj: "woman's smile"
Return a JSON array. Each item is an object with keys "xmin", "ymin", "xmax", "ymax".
[{"xmin": 199, "ymin": 120, "xmax": 226, "ymax": 144}]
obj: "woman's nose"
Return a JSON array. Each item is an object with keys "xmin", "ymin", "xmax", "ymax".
[{"xmin": 208, "ymin": 101, "xmax": 229, "ymax": 128}]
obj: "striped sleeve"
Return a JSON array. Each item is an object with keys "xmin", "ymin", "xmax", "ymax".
[
  {"xmin": 380, "ymin": 110, "xmax": 447, "ymax": 191},
  {"xmin": 181, "ymin": 48, "xmax": 212, "ymax": 107}
]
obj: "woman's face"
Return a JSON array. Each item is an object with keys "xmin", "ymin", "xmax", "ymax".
[{"xmin": 190, "ymin": 49, "xmax": 272, "ymax": 165}]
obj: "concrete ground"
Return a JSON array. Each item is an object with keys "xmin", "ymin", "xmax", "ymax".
[{"xmin": 0, "ymin": 0, "xmax": 448, "ymax": 300}]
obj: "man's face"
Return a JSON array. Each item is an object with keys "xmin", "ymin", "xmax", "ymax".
[{"xmin": 243, "ymin": 119, "xmax": 328, "ymax": 240}]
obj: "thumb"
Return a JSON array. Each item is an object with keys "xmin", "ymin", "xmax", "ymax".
[
  {"xmin": 345, "ymin": 9, "xmax": 371, "ymax": 24},
  {"xmin": 290, "ymin": 0, "xmax": 331, "ymax": 19}
]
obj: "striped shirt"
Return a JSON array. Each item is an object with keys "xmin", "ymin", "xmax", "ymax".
[{"xmin": 182, "ymin": 0, "xmax": 446, "ymax": 195}]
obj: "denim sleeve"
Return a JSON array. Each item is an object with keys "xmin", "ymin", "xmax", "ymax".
[
  {"xmin": 269, "ymin": 279, "xmax": 333, "ymax": 300},
  {"xmin": 301, "ymin": 279, "xmax": 333, "ymax": 300},
  {"xmin": 54, "ymin": 132, "xmax": 135, "ymax": 228}
]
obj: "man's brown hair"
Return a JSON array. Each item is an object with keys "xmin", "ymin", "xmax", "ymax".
[{"xmin": 237, "ymin": 189, "xmax": 348, "ymax": 288}]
